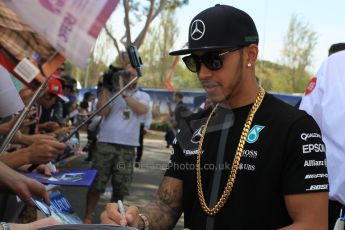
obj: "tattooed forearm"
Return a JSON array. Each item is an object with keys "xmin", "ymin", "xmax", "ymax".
[{"xmin": 142, "ymin": 176, "xmax": 183, "ymax": 230}]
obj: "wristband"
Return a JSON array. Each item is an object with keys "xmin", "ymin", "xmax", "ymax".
[{"xmin": 138, "ymin": 213, "xmax": 149, "ymax": 230}]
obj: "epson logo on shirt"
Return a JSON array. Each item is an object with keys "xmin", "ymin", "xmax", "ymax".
[
  {"xmin": 300, "ymin": 133, "xmax": 321, "ymax": 141},
  {"xmin": 302, "ymin": 143, "xmax": 325, "ymax": 154},
  {"xmin": 242, "ymin": 150, "xmax": 258, "ymax": 158},
  {"xmin": 306, "ymin": 184, "xmax": 328, "ymax": 191},
  {"xmin": 305, "ymin": 174, "xmax": 328, "ymax": 179},
  {"xmin": 304, "ymin": 159, "xmax": 327, "ymax": 167}
]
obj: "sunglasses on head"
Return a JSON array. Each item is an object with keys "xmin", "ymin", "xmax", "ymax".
[{"xmin": 182, "ymin": 47, "xmax": 243, "ymax": 73}]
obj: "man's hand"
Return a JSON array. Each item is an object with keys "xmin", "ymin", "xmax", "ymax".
[
  {"xmin": 101, "ymin": 176, "xmax": 183, "ymax": 229},
  {"xmin": 27, "ymin": 138, "xmax": 66, "ymax": 164},
  {"xmin": 101, "ymin": 203, "xmax": 142, "ymax": 227},
  {"xmin": 0, "ymin": 161, "xmax": 50, "ymax": 206},
  {"xmin": 9, "ymin": 217, "xmax": 61, "ymax": 230},
  {"xmin": 35, "ymin": 164, "xmax": 57, "ymax": 176},
  {"xmin": 14, "ymin": 133, "xmax": 55, "ymax": 146},
  {"xmin": 38, "ymin": 121, "xmax": 60, "ymax": 132}
]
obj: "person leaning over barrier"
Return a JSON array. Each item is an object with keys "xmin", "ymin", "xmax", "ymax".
[{"xmin": 101, "ymin": 4, "xmax": 328, "ymax": 230}]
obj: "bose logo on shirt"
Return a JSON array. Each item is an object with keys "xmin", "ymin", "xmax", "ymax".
[{"xmin": 306, "ymin": 184, "xmax": 328, "ymax": 191}]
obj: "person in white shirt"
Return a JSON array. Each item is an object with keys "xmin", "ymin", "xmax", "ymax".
[
  {"xmin": 300, "ymin": 44, "xmax": 345, "ymax": 229},
  {"xmin": 84, "ymin": 62, "xmax": 150, "ymax": 224}
]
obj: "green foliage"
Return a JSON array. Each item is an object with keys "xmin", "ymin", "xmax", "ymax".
[
  {"xmin": 138, "ymin": 11, "xmax": 179, "ymax": 88},
  {"xmin": 281, "ymin": 14, "xmax": 317, "ymax": 92},
  {"xmin": 138, "ymin": 10, "xmax": 201, "ymax": 89},
  {"xmin": 171, "ymin": 62, "xmax": 201, "ymax": 89},
  {"xmin": 67, "ymin": 59, "xmax": 108, "ymax": 88},
  {"xmin": 257, "ymin": 60, "xmax": 312, "ymax": 93}
]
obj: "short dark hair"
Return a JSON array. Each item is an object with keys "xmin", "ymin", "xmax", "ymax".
[
  {"xmin": 328, "ymin": 43, "xmax": 345, "ymax": 56},
  {"xmin": 83, "ymin": 91, "xmax": 94, "ymax": 101},
  {"xmin": 174, "ymin": 91, "xmax": 184, "ymax": 99},
  {"xmin": 80, "ymin": 101, "xmax": 89, "ymax": 109}
]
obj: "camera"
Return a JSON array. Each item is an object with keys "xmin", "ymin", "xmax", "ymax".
[
  {"xmin": 126, "ymin": 44, "xmax": 143, "ymax": 77},
  {"xmin": 99, "ymin": 45, "xmax": 143, "ymax": 92},
  {"xmin": 100, "ymin": 66, "xmax": 131, "ymax": 92}
]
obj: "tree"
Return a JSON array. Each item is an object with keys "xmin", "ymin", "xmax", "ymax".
[
  {"xmin": 139, "ymin": 10, "xmax": 179, "ymax": 88},
  {"xmin": 138, "ymin": 10, "xmax": 201, "ymax": 89},
  {"xmin": 105, "ymin": 0, "xmax": 188, "ymax": 65},
  {"xmin": 281, "ymin": 14, "xmax": 317, "ymax": 93}
]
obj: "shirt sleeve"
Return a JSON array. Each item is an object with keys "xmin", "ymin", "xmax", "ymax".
[
  {"xmin": 136, "ymin": 91, "xmax": 150, "ymax": 108},
  {"xmin": 282, "ymin": 114, "xmax": 328, "ymax": 194},
  {"xmin": 164, "ymin": 136, "xmax": 185, "ymax": 180}
]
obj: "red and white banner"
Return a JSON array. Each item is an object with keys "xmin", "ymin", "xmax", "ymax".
[{"xmin": 4, "ymin": 0, "xmax": 119, "ymax": 69}]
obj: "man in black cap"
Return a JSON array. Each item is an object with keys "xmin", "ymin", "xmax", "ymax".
[{"xmin": 100, "ymin": 5, "xmax": 328, "ymax": 229}]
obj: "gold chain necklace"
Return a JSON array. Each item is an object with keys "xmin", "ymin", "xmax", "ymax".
[{"xmin": 196, "ymin": 87, "xmax": 266, "ymax": 216}]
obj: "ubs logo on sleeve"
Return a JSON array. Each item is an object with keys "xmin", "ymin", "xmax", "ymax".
[{"xmin": 246, "ymin": 125, "xmax": 265, "ymax": 144}]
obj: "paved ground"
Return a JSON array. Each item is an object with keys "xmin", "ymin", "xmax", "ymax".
[{"xmin": 60, "ymin": 133, "xmax": 184, "ymax": 229}]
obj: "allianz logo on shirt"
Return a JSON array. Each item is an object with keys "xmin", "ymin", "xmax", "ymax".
[
  {"xmin": 246, "ymin": 125, "xmax": 265, "ymax": 144},
  {"xmin": 304, "ymin": 158, "xmax": 327, "ymax": 167}
]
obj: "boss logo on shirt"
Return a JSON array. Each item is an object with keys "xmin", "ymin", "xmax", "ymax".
[
  {"xmin": 242, "ymin": 149, "xmax": 258, "ymax": 158},
  {"xmin": 246, "ymin": 125, "xmax": 265, "ymax": 144}
]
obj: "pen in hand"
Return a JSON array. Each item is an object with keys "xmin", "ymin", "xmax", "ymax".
[{"xmin": 117, "ymin": 200, "xmax": 126, "ymax": 217}]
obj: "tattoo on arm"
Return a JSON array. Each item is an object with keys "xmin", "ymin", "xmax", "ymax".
[{"xmin": 142, "ymin": 176, "xmax": 183, "ymax": 230}]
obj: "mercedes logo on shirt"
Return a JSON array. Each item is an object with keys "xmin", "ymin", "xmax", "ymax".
[
  {"xmin": 191, "ymin": 125, "xmax": 205, "ymax": 144},
  {"xmin": 190, "ymin": 19, "xmax": 205, "ymax": 40}
]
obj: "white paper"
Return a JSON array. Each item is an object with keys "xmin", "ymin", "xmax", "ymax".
[
  {"xmin": 0, "ymin": 65, "xmax": 24, "ymax": 117},
  {"xmin": 4, "ymin": 0, "xmax": 119, "ymax": 69}
]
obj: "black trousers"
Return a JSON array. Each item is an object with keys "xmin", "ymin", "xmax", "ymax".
[
  {"xmin": 136, "ymin": 124, "xmax": 145, "ymax": 162},
  {"xmin": 329, "ymin": 199, "xmax": 344, "ymax": 230}
]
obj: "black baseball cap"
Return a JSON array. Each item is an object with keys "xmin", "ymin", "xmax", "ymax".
[{"xmin": 169, "ymin": 4, "xmax": 259, "ymax": 56}]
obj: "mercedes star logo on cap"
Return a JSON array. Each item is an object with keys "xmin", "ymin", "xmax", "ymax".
[{"xmin": 190, "ymin": 19, "xmax": 205, "ymax": 41}]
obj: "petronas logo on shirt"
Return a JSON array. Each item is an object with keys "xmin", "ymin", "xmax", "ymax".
[{"xmin": 246, "ymin": 125, "xmax": 265, "ymax": 144}]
